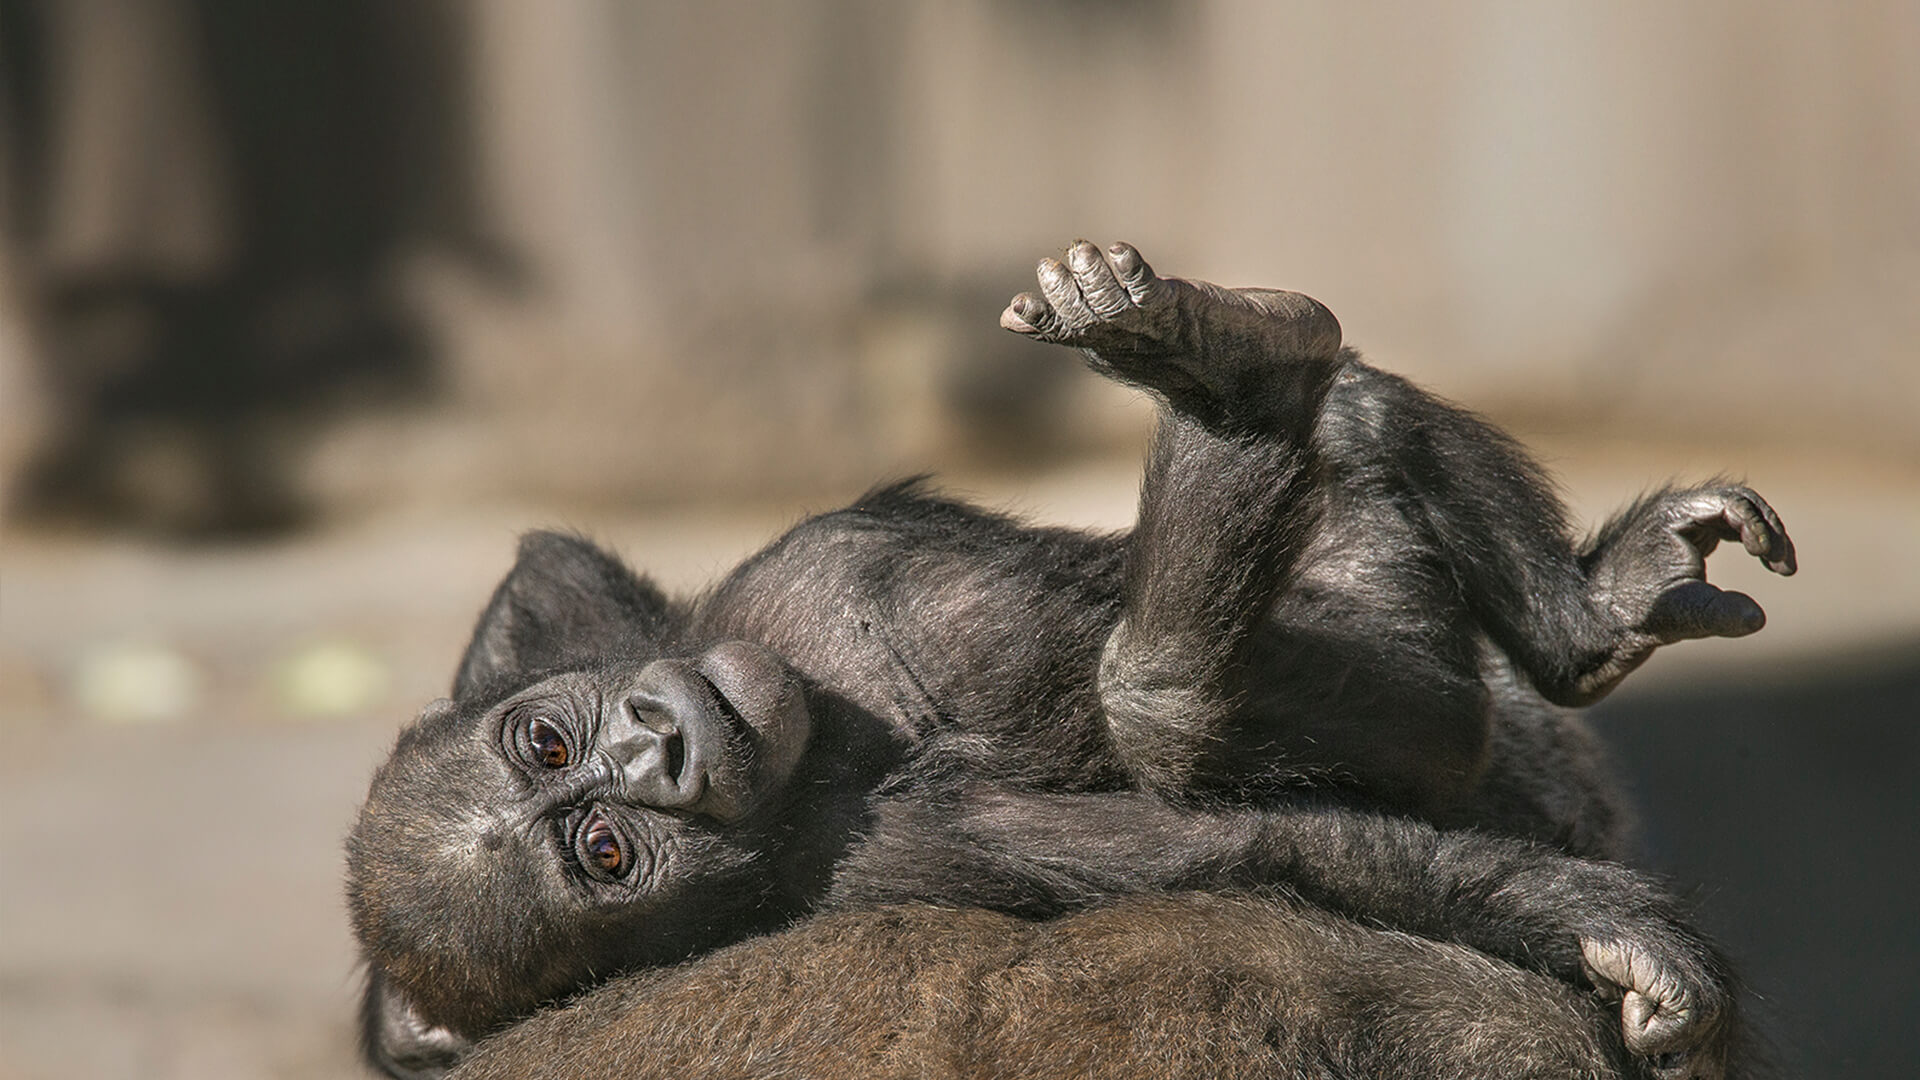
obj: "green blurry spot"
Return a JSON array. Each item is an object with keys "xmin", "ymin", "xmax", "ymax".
[{"xmin": 275, "ymin": 640, "xmax": 390, "ymax": 718}]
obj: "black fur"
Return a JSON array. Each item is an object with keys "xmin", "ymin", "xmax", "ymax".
[{"xmin": 348, "ymin": 242, "xmax": 1792, "ymax": 1079}]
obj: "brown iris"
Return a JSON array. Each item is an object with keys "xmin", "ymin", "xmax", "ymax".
[
  {"xmin": 581, "ymin": 813, "xmax": 626, "ymax": 876},
  {"xmin": 525, "ymin": 716, "xmax": 569, "ymax": 768}
]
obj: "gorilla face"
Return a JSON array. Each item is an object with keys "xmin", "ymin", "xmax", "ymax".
[
  {"xmin": 348, "ymin": 640, "xmax": 813, "ymax": 1042},
  {"xmin": 491, "ymin": 642, "xmax": 814, "ymax": 835},
  {"xmin": 347, "ymin": 527, "xmax": 825, "ymax": 1046}
]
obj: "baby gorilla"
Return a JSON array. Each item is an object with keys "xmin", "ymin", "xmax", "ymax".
[{"xmin": 349, "ymin": 242, "xmax": 1793, "ymax": 1079}]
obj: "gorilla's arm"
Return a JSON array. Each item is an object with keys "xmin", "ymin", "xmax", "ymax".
[{"xmin": 831, "ymin": 779, "xmax": 1741, "ymax": 1077}]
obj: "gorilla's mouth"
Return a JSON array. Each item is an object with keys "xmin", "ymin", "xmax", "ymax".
[
  {"xmin": 676, "ymin": 669, "xmax": 743, "ymax": 809},
  {"xmin": 687, "ymin": 641, "xmax": 815, "ymax": 818}
]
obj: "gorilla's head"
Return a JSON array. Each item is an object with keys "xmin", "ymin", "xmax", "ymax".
[{"xmin": 345, "ymin": 533, "xmax": 814, "ymax": 1057}]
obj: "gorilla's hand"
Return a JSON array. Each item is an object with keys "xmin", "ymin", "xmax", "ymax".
[
  {"xmin": 1508, "ymin": 856, "xmax": 1739, "ymax": 1080},
  {"xmin": 1591, "ymin": 484, "xmax": 1795, "ymax": 643},
  {"xmin": 1581, "ymin": 936, "xmax": 1732, "ymax": 1080},
  {"xmin": 1561, "ymin": 483, "xmax": 1796, "ymax": 704}
]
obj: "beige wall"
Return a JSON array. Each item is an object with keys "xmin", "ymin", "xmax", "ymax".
[{"xmin": 7, "ymin": 0, "xmax": 1917, "ymax": 506}]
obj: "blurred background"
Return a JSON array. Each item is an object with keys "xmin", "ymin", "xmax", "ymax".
[{"xmin": 1, "ymin": 2, "xmax": 1914, "ymax": 1078}]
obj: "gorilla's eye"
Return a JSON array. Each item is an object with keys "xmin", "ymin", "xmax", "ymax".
[
  {"xmin": 518, "ymin": 714, "xmax": 571, "ymax": 769},
  {"xmin": 578, "ymin": 812, "xmax": 629, "ymax": 879}
]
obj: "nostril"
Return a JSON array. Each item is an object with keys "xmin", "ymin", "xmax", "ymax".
[
  {"xmin": 662, "ymin": 729, "xmax": 685, "ymax": 785},
  {"xmin": 627, "ymin": 697, "xmax": 678, "ymax": 736}
]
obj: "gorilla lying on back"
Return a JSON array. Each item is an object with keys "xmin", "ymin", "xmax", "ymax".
[{"xmin": 349, "ymin": 241, "xmax": 1794, "ymax": 1079}]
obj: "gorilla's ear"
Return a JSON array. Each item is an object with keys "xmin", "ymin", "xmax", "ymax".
[
  {"xmin": 454, "ymin": 531, "xmax": 677, "ymax": 698},
  {"xmin": 360, "ymin": 968, "xmax": 473, "ymax": 1079}
]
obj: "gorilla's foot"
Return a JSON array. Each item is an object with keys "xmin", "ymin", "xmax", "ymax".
[{"xmin": 1000, "ymin": 240, "xmax": 1343, "ymax": 409}]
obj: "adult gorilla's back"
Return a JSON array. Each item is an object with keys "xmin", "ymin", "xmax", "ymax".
[{"xmin": 451, "ymin": 893, "xmax": 1637, "ymax": 1080}]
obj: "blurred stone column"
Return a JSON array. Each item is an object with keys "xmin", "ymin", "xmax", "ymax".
[
  {"xmin": 32, "ymin": 0, "xmax": 232, "ymax": 281},
  {"xmin": 421, "ymin": 0, "xmax": 915, "ymax": 503}
]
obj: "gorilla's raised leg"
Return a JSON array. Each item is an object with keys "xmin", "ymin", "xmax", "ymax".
[
  {"xmin": 1005, "ymin": 241, "xmax": 1490, "ymax": 804},
  {"xmin": 1005, "ymin": 242, "xmax": 1350, "ymax": 797},
  {"xmin": 1091, "ymin": 412, "xmax": 1343, "ymax": 798}
]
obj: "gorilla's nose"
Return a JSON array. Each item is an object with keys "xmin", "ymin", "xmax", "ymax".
[{"xmin": 602, "ymin": 689, "xmax": 700, "ymax": 809}]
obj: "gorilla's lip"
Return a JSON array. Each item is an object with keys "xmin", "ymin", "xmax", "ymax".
[
  {"xmin": 680, "ymin": 666, "xmax": 749, "ymax": 821},
  {"xmin": 685, "ymin": 642, "xmax": 813, "ymax": 820},
  {"xmin": 689, "ymin": 667, "xmax": 749, "ymax": 743}
]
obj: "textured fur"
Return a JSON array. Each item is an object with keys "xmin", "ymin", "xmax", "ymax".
[{"xmin": 452, "ymin": 894, "xmax": 1646, "ymax": 1080}]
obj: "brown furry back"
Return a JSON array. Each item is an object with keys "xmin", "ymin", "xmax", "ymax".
[{"xmin": 453, "ymin": 893, "xmax": 1637, "ymax": 1080}]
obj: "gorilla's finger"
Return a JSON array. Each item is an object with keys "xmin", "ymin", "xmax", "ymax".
[
  {"xmin": 1067, "ymin": 239, "xmax": 1132, "ymax": 317},
  {"xmin": 1001, "ymin": 291, "xmax": 1063, "ymax": 339},
  {"xmin": 1645, "ymin": 581, "xmax": 1765, "ymax": 642},
  {"xmin": 1037, "ymin": 256, "xmax": 1096, "ymax": 329}
]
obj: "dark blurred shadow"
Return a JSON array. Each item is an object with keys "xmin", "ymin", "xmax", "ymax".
[
  {"xmin": 1593, "ymin": 642, "xmax": 1920, "ymax": 1080},
  {"xmin": 1, "ymin": 0, "xmax": 513, "ymax": 538}
]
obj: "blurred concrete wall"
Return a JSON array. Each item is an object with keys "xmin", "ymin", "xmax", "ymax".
[{"xmin": 6, "ymin": 0, "xmax": 1917, "ymax": 511}]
